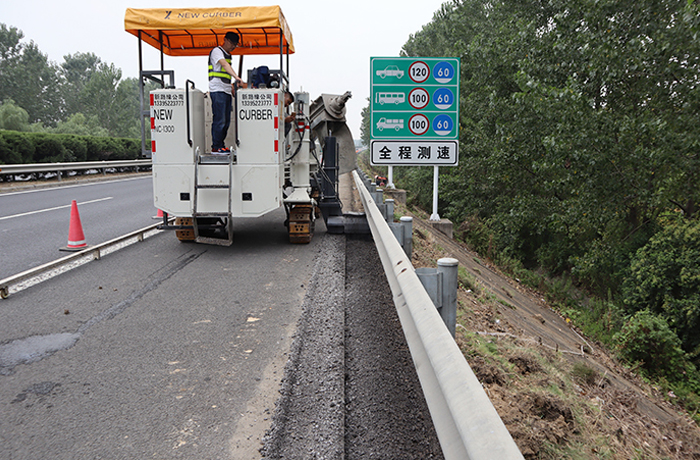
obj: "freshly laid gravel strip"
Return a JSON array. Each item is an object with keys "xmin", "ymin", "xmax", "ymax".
[
  {"xmin": 261, "ymin": 234, "xmax": 443, "ymax": 459},
  {"xmin": 344, "ymin": 236, "xmax": 443, "ymax": 460},
  {"xmin": 261, "ymin": 233, "xmax": 346, "ymax": 460}
]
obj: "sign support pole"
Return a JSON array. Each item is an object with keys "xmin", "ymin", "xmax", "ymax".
[
  {"xmin": 430, "ymin": 165, "xmax": 440, "ymax": 221},
  {"xmin": 387, "ymin": 165, "xmax": 395, "ymax": 189}
]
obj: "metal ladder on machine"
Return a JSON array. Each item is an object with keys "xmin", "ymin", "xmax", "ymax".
[{"xmin": 192, "ymin": 152, "xmax": 234, "ymax": 246}]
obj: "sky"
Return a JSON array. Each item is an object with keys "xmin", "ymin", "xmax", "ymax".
[{"xmin": 0, "ymin": 0, "xmax": 449, "ymax": 141}]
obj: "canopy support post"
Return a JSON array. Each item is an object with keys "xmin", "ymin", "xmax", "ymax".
[
  {"xmin": 137, "ymin": 31, "xmax": 148, "ymax": 158},
  {"xmin": 159, "ymin": 31, "xmax": 165, "ymax": 81}
]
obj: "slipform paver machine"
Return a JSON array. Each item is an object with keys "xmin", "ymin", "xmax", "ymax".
[{"xmin": 124, "ymin": 5, "xmax": 357, "ymax": 245}]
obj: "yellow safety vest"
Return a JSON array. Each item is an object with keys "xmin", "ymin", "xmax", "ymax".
[{"xmin": 208, "ymin": 46, "xmax": 232, "ymax": 82}]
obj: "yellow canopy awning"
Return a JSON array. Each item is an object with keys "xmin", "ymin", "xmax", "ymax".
[{"xmin": 124, "ymin": 6, "xmax": 294, "ymax": 57}]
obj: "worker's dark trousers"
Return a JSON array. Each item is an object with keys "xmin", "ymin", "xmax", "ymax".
[{"xmin": 211, "ymin": 91, "xmax": 232, "ymax": 150}]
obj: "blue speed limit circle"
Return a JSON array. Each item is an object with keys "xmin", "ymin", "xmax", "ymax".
[
  {"xmin": 433, "ymin": 88, "xmax": 454, "ymax": 110},
  {"xmin": 433, "ymin": 61, "xmax": 455, "ymax": 84},
  {"xmin": 432, "ymin": 114, "xmax": 453, "ymax": 136}
]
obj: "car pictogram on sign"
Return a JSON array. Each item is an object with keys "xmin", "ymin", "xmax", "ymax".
[{"xmin": 376, "ymin": 65, "xmax": 404, "ymax": 79}]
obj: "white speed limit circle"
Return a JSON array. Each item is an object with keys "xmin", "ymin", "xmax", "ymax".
[
  {"xmin": 408, "ymin": 88, "xmax": 429, "ymax": 110},
  {"xmin": 408, "ymin": 114, "xmax": 430, "ymax": 135},
  {"xmin": 409, "ymin": 61, "xmax": 430, "ymax": 83}
]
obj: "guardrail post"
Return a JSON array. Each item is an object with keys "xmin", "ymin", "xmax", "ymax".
[
  {"xmin": 416, "ymin": 267, "xmax": 443, "ymax": 309},
  {"xmin": 438, "ymin": 258, "xmax": 459, "ymax": 337},
  {"xmin": 415, "ymin": 258, "xmax": 458, "ymax": 337},
  {"xmin": 57, "ymin": 171, "xmax": 62, "ymax": 182},
  {"xmin": 377, "ymin": 203, "xmax": 387, "ymax": 222},
  {"xmin": 388, "ymin": 215, "xmax": 412, "ymax": 258},
  {"xmin": 373, "ymin": 188, "xmax": 385, "ymax": 218},
  {"xmin": 385, "ymin": 199, "xmax": 395, "ymax": 223},
  {"xmin": 372, "ymin": 187, "xmax": 383, "ymax": 204},
  {"xmin": 361, "ymin": 172, "xmax": 369, "ymax": 188},
  {"xmin": 400, "ymin": 216, "xmax": 412, "ymax": 259}
]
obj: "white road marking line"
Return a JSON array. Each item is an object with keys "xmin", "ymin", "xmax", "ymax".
[
  {"xmin": 0, "ymin": 197, "xmax": 114, "ymax": 221},
  {"xmin": 0, "ymin": 176, "xmax": 149, "ymax": 197}
]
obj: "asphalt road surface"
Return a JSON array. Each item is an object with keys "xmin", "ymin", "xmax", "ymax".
[
  {"xmin": 0, "ymin": 175, "xmax": 155, "ymax": 280},
  {"xmin": 0, "ymin": 175, "xmax": 443, "ymax": 459},
  {"xmin": 0, "ymin": 208, "xmax": 325, "ymax": 459}
]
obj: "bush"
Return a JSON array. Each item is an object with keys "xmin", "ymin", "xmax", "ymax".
[
  {"xmin": 571, "ymin": 218, "xmax": 658, "ymax": 298},
  {"xmin": 0, "ymin": 134, "xmax": 20, "ymax": 164},
  {"xmin": 0, "ymin": 130, "xmax": 35, "ymax": 163},
  {"xmin": 0, "ymin": 130, "xmax": 140, "ymax": 164},
  {"xmin": 622, "ymin": 218, "xmax": 700, "ymax": 360},
  {"xmin": 456, "ymin": 215, "xmax": 496, "ymax": 259},
  {"xmin": 613, "ymin": 310, "xmax": 696, "ymax": 383},
  {"xmin": 572, "ymin": 362, "xmax": 599, "ymax": 386},
  {"xmin": 57, "ymin": 135, "xmax": 88, "ymax": 162},
  {"xmin": 394, "ymin": 165, "xmax": 433, "ymax": 211},
  {"xmin": 85, "ymin": 137, "xmax": 139, "ymax": 161},
  {"xmin": 32, "ymin": 134, "xmax": 68, "ymax": 163}
]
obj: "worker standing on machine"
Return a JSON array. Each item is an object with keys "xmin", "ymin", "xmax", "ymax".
[{"xmin": 208, "ymin": 31, "xmax": 245, "ymax": 154}]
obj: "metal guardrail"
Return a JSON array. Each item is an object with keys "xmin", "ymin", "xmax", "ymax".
[
  {"xmin": 0, "ymin": 218, "xmax": 171, "ymax": 299},
  {"xmin": 0, "ymin": 159, "xmax": 151, "ymax": 176},
  {"xmin": 353, "ymin": 170, "xmax": 524, "ymax": 460}
]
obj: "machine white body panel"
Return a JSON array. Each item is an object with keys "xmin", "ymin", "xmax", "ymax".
[
  {"xmin": 237, "ymin": 90, "xmax": 284, "ymax": 165},
  {"xmin": 153, "ymin": 164, "xmax": 194, "ymax": 215},
  {"xmin": 233, "ymin": 164, "xmax": 284, "ymax": 216},
  {"xmin": 150, "ymin": 88, "xmax": 204, "ymax": 215},
  {"xmin": 151, "ymin": 87, "xmax": 285, "ymax": 218},
  {"xmin": 234, "ymin": 89, "xmax": 285, "ymax": 216}
]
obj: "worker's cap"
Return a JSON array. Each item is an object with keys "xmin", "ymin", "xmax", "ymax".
[{"xmin": 224, "ymin": 32, "xmax": 240, "ymax": 45}]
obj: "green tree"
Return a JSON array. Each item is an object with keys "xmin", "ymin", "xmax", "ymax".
[
  {"xmin": 52, "ymin": 113, "xmax": 109, "ymax": 137},
  {"xmin": 0, "ymin": 24, "xmax": 25, "ymax": 107},
  {"xmin": 399, "ymin": 0, "xmax": 700, "ymax": 289},
  {"xmin": 80, "ymin": 62, "xmax": 122, "ymax": 132},
  {"xmin": 111, "ymin": 77, "xmax": 142, "ymax": 138},
  {"xmin": 360, "ymin": 99, "xmax": 370, "ymax": 147},
  {"xmin": 59, "ymin": 52, "xmax": 103, "ymax": 117},
  {"xmin": 0, "ymin": 24, "xmax": 61, "ymax": 125},
  {"xmin": 68, "ymin": 63, "xmax": 141, "ymax": 138},
  {"xmin": 0, "ymin": 99, "xmax": 29, "ymax": 131},
  {"xmin": 622, "ymin": 218, "xmax": 700, "ymax": 361}
]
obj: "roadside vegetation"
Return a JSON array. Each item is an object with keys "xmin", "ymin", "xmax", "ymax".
[
  {"xmin": 0, "ymin": 23, "xmax": 150, "ymax": 160},
  {"xmin": 361, "ymin": 163, "xmax": 700, "ymax": 458},
  {"xmin": 361, "ymin": 0, "xmax": 700, "ymax": 429},
  {"xmin": 0, "ymin": 131, "xmax": 141, "ymax": 165}
]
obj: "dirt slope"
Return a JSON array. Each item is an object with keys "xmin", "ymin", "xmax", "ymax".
[{"xmin": 406, "ymin": 209, "xmax": 700, "ymax": 459}]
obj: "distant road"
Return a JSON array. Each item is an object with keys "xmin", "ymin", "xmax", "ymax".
[{"xmin": 0, "ymin": 176, "xmax": 155, "ymax": 279}]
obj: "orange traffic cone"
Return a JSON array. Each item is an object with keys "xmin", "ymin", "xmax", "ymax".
[
  {"xmin": 60, "ymin": 200, "xmax": 88, "ymax": 252},
  {"xmin": 152, "ymin": 208, "xmax": 164, "ymax": 220}
]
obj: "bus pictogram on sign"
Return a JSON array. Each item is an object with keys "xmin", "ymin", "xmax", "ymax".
[{"xmin": 375, "ymin": 92, "xmax": 405, "ymax": 105}]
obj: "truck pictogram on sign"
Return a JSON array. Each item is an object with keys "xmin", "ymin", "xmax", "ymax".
[{"xmin": 376, "ymin": 118, "xmax": 404, "ymax": 131}]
